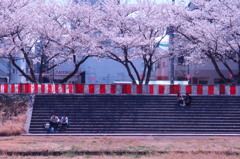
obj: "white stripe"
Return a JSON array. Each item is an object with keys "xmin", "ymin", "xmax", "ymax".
[
  {"xmin": 203, "ymin": 86, "xmax": 208, "ymax": 95},
  {"xmin": 38, "ymin": 84, "xmax": 41, "ymax": 94},
  {"xmin": 142, "ymin": 85, "xmax": 148, "ymax": 94},
  {"xmin": 85, "ymin": 85, "xmax": 89, "ymax": 94},
  {"xmin": 66, "ymin": 84, "xmax": 69, "ymax": 94},
  {"xmin": 95, "ymin": 85, "xmax": 100, "ymax": 94},
  {"xmin": 116, "ymin": 85, "xmax": 121, "ymax": 94},
  {"xmin": 106, "ymin": 85, "xmax": 110, "ymax": 94},
  {"xmin": 215, "ymin": 86, "xmax": 219, "ymax": 95},
  {"xmin": 192, "ymin": 86, "xmax": 197, "ymax": 95},
  {"xmin": 15, "ymin": 84, "xmax": 18, "ymax": 93},
  {"xmin": 153, "ymin": 85, "xmax": 158, "ymax": 95},
  {"xmin": 45, "ymin": 84, "xmax": 48, "ymax": 94},
  {"xmin": 237, "ymin": 86, "xmax": 240, "ymax": 96},
  {"xmin": 31, "ymin": 84, "xmax": 34, "ymax": 93},
  {"xmin": 0, "ymin": 84, "xmax": 3, "ymax": 93},
  {"xmin": 132, "ymin": 85, "xmax": 136, "ymax": 94},
  {"xmin": 180, "ymin": 85, "xmax": 186, "ymax": 95},
  {"xmin": 225, "ymin": 86, "xmax": 230, "ymax": 95},
  {"xmin": 59, "ymin": 84, "xmax": 62, "ymax": 94},
  {"xmin": 165, "ymin": 85, "xmax": 169, "ymax": 95}
]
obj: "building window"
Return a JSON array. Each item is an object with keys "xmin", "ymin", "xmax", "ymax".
[
  {"xmin": 12, "ymin": 69, "xmax": 16, "ymax": 73},
  {"xmin": 177, "ymin": 77, "xmax": 185, "ymax": 81},
  {"xmin": 199, "ymin": 80, "xmax": 208, "ymax": 85},
  {"xmin": 214, "ymin": 78, "xmax": 231, "ymax": 84}
]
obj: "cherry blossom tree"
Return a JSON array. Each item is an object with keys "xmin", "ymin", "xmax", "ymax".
[
  {"xmin": 170, "ymin": 0, "xmax": 240, "ymax": 84},
  {"xmin": 96, "ymin": 0, "xmax": 171, "ymax": 85},
  {"xmin": 0, "ymin": 0, "xmax": 70, "ymax": 83},
  {"xmin": 45, "ymin": 0, "xmax": 102, "ymax": 83}
]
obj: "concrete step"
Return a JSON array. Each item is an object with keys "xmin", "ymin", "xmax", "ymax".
[{"xmin": 29, "ymin": 95, "xmax": 240, "ymax": 134}]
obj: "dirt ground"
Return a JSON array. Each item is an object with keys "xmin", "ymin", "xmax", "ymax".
[{"xmin": 0, "ymin": 136, "xmax": 240, "ymax": 158}]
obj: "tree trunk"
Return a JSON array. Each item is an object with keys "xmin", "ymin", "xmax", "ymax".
[
  {"xmin": 124, "ymin": 62, "xmax": 137, "ymax": 84},
  {"xmin": 21, "ymin": 49, "xmax": 37, "ymax": 83},
  {"xmin": 10, "ymin": 59, "xmax": 37, "ymax": 83},
  {"xmin": 207, "ymin": 53, "xmax": 229, "ymax": 83},
  {"xmin": 59, "ymin": 56, "xmax": 89, "ymax": 83},
  {"xmin": 145, "ymin": 64, "xmax": 153, "ymax": 85},
  {"xmin": 235, "ymin": 54, "xmax": 240, "ymax": 84},
  {"xmin": 38, "ymin": 55, "xmax": 44, "ymax": 83},
  {"xmin": 129, "ymin": 60, "xmax": 142, "ymax": 84}
]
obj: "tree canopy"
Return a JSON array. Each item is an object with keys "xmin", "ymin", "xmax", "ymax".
[{"xmin": 0, "ymin": 0, "xmax": 239, "ymax": 84}]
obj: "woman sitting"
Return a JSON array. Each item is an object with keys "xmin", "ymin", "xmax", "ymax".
[
  {"xmin": 177, "ymin": 92, "xmax": 185, "ymax": 106},
  {"xmin": 185, "ymin": 94, "xmax": 192, "ymax": 106}
]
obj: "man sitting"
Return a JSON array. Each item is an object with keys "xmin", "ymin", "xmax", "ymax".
[{"xmin": 49, "ymin": 113, "xmax": 59, "ymax": 132}]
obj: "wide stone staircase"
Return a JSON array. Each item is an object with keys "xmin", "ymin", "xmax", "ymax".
[{"xmin": 29, "ymin": 95, "xmax": 240, "ymax": 134}]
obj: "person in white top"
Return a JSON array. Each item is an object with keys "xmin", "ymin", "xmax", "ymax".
[
  {"xmin": 49, "ymin": 113, "xmax": 59, "ymax": 130},
  {"xmin": 60, "ymin": 114, "xmax": 69, "ymax": 129}
]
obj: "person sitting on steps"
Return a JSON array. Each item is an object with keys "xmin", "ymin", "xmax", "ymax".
[
  {"xmin": 185, "ymin": 93, "xmax": 192, "ymax": 106},
  {"xmin": 49, "ymin": 113, "xmax": 59, "ymax": 132},
  {"xmin": 60, "ymin": 114, "xmax": 69, "ymax": 130},
  {"xmin": 177, "ymin": 92, "xmax": 185, "ymax": 106}
]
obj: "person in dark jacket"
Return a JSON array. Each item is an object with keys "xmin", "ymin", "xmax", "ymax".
[
  {"xmin": 185, "ymin": 94, "xmax": 192, "ymax": 106},
  {"xmin": 177, "ymin": 92, "xmax": 185, "ymax": 106}
]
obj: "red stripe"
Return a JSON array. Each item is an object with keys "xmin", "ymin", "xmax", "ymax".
[
  {"xmin": 4, "ymin": 84, "xmax": 8, "ymax": 93},
  {"xmin": 110, "ymin": 85, "xmax": 116, "ymax": 94},
  {"xmin": 62, "ymin": 84, "xmax": 66, "ymax": 93},
  {"xmin": 18, "ymin": 84, "xmax": 22, "ymax": 93},
  {"xmin": 34, "ymin": 84, "xmax": 38, "ymax": 93},
  {"xmin": 122, "ymin": 84, "xmax": 131, "ymax": 94},
  {"xmin": 170, "ymin": 85, "xmax": 180, "ymax": 94},
  {"xmin": 41, "ymin": 84, "xmax": 45, "ymax": 93},
  {"xmin": 219, "ymin": 85, "xmax": 225, "ymax": 95},
  {"xmin": 89, "ymin": 85, "xmax": 95, "ymax": 94},
  {"xmin": 55, "ymin": 84, "xmax": 59, "ymax": 94},
  {"xmin": 197, "ymin": 85, "xmax": 203, "ymax": 95},
  {"xmin": 25, "ymin": 84, "xmax": 31, "ymax": 93},
  {"xmin": 158, "ymin": 85, "xmax": 165, "ymax": 94},
  {"xmin": 11, "ymin": 84, "xmax": 15, "ymax": 93},
  {"xmin": 76, "ymin": 84, "xmax": 84, "ymax": 94},
  {"xmin": 69, "ymin": 84, "xmax": 73, "ymax": 93},
  {"xmin": 149, "ymin": 85, "xmax": 154, "ymax": 94},
  {"xmin": 186, "ymin": 85, "xmax": 192, "ymax": 94},
  {"xmin": 136, "ymin": 85, "xmax": 142, "ymax": 94},
  {"xmin": 230, "ymin": 86, "xmax": 236, "ymax": 95},
  {"xmin": 208, "ymin": 85, "xmax": 214, "ymax": 95},
  {"xmin": 48, "ymin": 84, "xmax": 52, "ymax": 93},
  {"xmin": 100, "ymin": 85, "xmax": 106, "ymax": 94}
]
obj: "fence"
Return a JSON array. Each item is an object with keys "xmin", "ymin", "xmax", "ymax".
[{"xmin": 0, "ymin": 84, "xmax": 239, "ymax": 95}]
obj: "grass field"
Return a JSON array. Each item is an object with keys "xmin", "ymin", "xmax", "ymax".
[
  {"xmin": 1, "ymin": 95, "xmax": 240, "ymax": 158},
  {"xmin": 0, "ymin": 136, "xmax": 240, "ymax": 158}
]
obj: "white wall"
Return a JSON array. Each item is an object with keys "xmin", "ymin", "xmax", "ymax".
[{"xmin": 80, "ymin": 57, "xmax": 143, "ymax": 84}]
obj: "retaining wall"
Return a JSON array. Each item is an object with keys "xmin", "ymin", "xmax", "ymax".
[{"xmin": 0, "ymin": 84, "xmax": 239, "ymax": 95}]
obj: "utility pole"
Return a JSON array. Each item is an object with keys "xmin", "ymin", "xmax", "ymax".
[
  {"xmin": 167, "ymin": 26, "xmax": 175, "ymax": 85},
  {"xmin": 169, "ymin": 0, "xmax": 175, "ymax": 85}
]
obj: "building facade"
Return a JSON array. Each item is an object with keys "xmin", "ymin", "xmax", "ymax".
[{"xmin": 156, "ymin": 57, "xmax": 238, "ymax": 85}]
